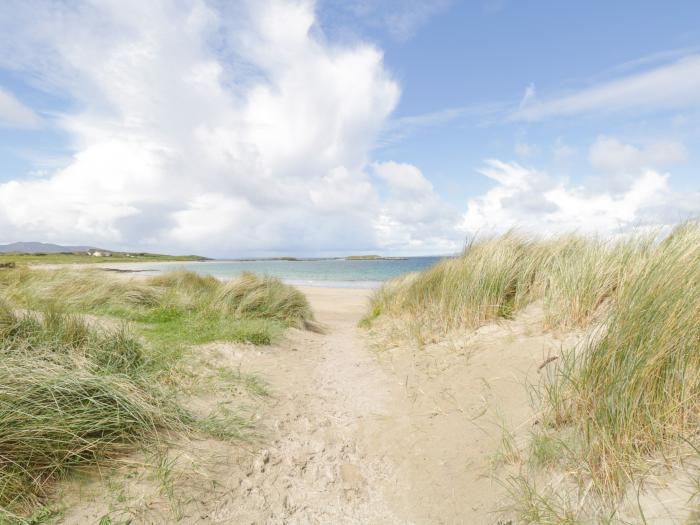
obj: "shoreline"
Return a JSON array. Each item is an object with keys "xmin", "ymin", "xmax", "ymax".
[{"xmin": 29, "ymin": 261, "xmax": 385, "ymax": 289}]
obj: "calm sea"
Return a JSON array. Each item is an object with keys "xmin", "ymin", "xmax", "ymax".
[{"xmin": 109, "ymin": 257, "xmax": 443, "ymax": 288}]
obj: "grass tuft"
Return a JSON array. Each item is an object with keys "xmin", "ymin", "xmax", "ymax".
[
  {"xmin": 0, "ymin": 269, "xmax": 314, "ymax": 518},
  {"xmin": 364, "ymin": 232, "xmax": 651, "ymax": 335},
  {"xmin": 0, "ymin": 308, "xmax": 183, "ymax": 517},
  {"xmin": 212, "ymin": 272, "xmax": 315, "ymax": 330},
  {"xmin": 0, "ymin": 269, "xmax": 316, "ymax": 345},
  {"xmin": 541, "ymin": 221, "xmax": 700, "ymax": 491}
]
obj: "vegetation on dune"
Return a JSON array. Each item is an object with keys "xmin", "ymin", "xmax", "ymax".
[
  {"xmin": 0, "ymin": 269, "xmax": 314, "ymax": 519},
  {"xmin": 0, "ymin": 306, "xmax": 183, "ymax": 518},
  {"xmin": 541, "ymin": 222, "xmax": 700, "ymax": 490},
  {"xmin": 0, "ymin": 268, "xmax": 316, "ymax": 346},
  {"xmin": 365, "ymin": 221, "xmax": 700, "ymax": 512},
  {"xmin": 212, "ymin": 272, "xmax": 316, "ymax": 330},
  {"xmin": 363, "ymin": 231, "xmax": 651, "ymax": 333}
]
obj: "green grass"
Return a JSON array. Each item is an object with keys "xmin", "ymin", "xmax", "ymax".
[
  {"xmin": 366, "ymin": 221, "xmax": 700, "ymax": 512},
  {"xmin": 501, "ymin": 475, "xmax": 580, "ymax": 525},
  {"xmin": 0, "ymin": 269, "xmax": 315, "ymax": 519},
  {"xmin": 216, "ymin": 367, "xmax": 270, "ymax": 398},
  {"xmin": 540, "ymin": 221, "xmax": 700, "ymax": 491},
  {"xmin": 194, "ymin": 405, "xmax": 257, "ymax": 441},
  {"xmin": 0, "ymin": 268, "xmax": 315, "ymax": 347},
  {"xmin": 0, "ymin": 252, "xmax": 206, "ymax": 266},
  {"xmin": 0, "ymin": 306, "xmax": 184, "ymax": 519}
]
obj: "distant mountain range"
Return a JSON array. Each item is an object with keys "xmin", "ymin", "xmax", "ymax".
[{"xmin": 0, "ymin": 242, "xmax": 102, "ymax": 254}]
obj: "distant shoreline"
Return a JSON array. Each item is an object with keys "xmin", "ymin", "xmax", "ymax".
[
  {"xmin": 0, "ymin": 252, "xmax": 455, "ymax": 266},
  {"xmin": 24, "ymin": 256, "xmax": 445, "ymax": 289},
  {"xmin": 0, "ymin": 252, "xmax": 208, "ymax": 266}
]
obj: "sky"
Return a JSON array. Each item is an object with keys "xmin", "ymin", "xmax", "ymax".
[{"xmin": 0, "ymin": 0, "xmax": 698, "ymax": 257}]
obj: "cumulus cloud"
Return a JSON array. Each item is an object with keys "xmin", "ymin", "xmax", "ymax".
[
  {"xmin": 589, "ymin": 136, "xmax": 687, "ymax": 174},
  {"xmin": 461, "ymin": 160, "xmax": 700, "ymax": 236},
  {"xmin": 373, "ymin": 161, "xmax": 462, "ymax": 252},
  {"xmin": 0, "ymin": 1, "xmax": 696, "ymax": 255},
  {"xmin": 0, "ymin": 0, "xmax": 403, "ymax": 255},
  {"xmin": 0, "ymin": 87, "xmax": 41, "ymax": 128}
]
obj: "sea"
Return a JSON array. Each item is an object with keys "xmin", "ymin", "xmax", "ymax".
[{"xmin": 109, "ymin": 257, "xmax": 444, "ymax": 288}]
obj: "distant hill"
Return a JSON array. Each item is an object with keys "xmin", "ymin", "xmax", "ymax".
[{"xmin": 0, "ymin": 242, "xmax": 100, "ymax": 254}]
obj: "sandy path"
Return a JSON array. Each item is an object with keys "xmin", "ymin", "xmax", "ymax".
[
  {"xmin": 60, "ymin": 286, "xmax": 565, "ymax": 524},
  {"xmin": 197, "ymin": 287, "xmax": 560, "ymax": 524},
  {"xmin": 197, "ymin": 287, "xmax": 401, "ymax": 524}
]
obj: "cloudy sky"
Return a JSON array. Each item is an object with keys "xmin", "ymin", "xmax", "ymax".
[{"xmin": 0, "ymin": 0, "xmax": 698, "ymax": 256}]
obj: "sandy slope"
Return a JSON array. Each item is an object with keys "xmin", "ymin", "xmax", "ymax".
[{"xmin": 57, "ymin": 286, "xmax": 575, "ymax": 524}]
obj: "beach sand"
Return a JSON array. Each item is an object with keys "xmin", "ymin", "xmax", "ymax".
[
  {"xmin": 51, "ymin": 284, "xmax": 696, "ymax": 523},
  {"xmin": 54, "ymin": 285, "xmax": 576, "ymax": 523}
]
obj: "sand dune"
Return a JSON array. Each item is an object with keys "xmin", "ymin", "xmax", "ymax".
[{"xmin": 52, "ymin": 286, "xmax": 582, "ymax": 523}]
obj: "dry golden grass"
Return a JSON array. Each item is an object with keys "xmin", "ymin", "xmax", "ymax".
[
  {"xmin": 364, "ymin": 230, "xmax": 652, "ymax": 334},
  {"xmin": 366, "ymin": 222, "xmax": 700, "ymax": 510}
]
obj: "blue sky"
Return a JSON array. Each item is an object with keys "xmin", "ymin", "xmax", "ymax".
[
  {"xmin": 0, "ymin": 1, "xmax": 698, "ymax": 256},
  {"xmin": 364, "ymin": 0, "xmax": 700, "ymax": 205}
]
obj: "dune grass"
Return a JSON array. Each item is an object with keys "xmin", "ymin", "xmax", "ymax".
[
  {"xmin": 540, "ymin": 222, "xmax": 700, "ymax": 491},
  {"xmin": 0, "ymin": 305, "xmax": 183, "ymax": 519},
  {"xmin": 364, "ymin": 231, "xmax": 651, "ymax": 334},
  {"xmin": 365, "ymin": 222, "xmax": 700, "ymax": 508},
  {"xmin": 0, "ymin": 269, "xmax": 315, "ymax": 519},
  {"xmin": 0, "ymin": 269, "xmax": 315, "ymax": 347}
]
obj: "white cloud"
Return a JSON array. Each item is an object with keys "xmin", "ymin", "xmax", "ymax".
[
  {"xmin": 0, "ymin": 0, "xmax": 407, "ymax": 255},
  {"xmin": 519, "ymin": 82, "xmax": 536, "ymax": 109},
  {"xmin": 380, "ymin": 106, "xmax": 465, "ymax": 145},
  {"xmin": 373, "ymin": 161, "xmax": 462, "ymax": 252},
  {"xmin": 461, "ymin": 160, "xmax": 700, "ymax": 236},
  {"xmin": 384, "ymin": 0, "xmax": 452, "ymax": 42},
  {"xmin": 512, "ymin": 55, "xmax": 700, "ymax": 121},
  {"xmin": 0, "ymin": 1, "xmax": 696, "ymax": 256},
  {"xmin": 337, "ymin": 0, "xmax": 452, "ymax": 43},
  {"xmin": 589, "ymin": 136, "xmax": 687, "ymax": 174},
  {"xmin": 379, "ymin": 100, "xmax": 505, "ymax": 146},
  {"xmin": 0, "ymin": 86, "xmax": 41, "ymax": 128}
]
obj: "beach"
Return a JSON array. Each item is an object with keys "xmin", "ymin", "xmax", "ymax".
[
  {"xmin": 1, "ymin": 250, "xmax": 698, "ymax": 523},
  {"xmin": 51, "ymin": 284, "xmax": 575, "ymax": 523}
]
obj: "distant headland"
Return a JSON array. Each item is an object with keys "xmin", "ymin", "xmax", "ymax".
[{"xmin": 0, "ymin": 241, "xmax": 208, "ymax": 264}]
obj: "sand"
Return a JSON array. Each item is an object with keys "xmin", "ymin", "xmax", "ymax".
[
  {"xmin": 54, "ymin": 285, "xmax": 578, "ymax": 524},
  {"xmin": 5, "ymin": 252, "xmax": 693, "ymax": 525},
  {"xmin": 51, "ymin": 285, "xmax": 698, "ymax": 523}
]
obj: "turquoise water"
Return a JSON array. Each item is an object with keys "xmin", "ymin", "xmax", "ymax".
[{"xmin": 110, "ymin": 257, "xmax": 443, "ymax": 288}]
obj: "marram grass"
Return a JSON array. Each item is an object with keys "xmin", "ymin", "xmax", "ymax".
[
  {"xmin": 0, "ymin": 268, "xmax": 316, "ymax": 343},
  {"xmin": 212, "ymin": 272, "xmax": 316, "ymax": 329},
  {"xmin": 366, "ymin": 221, "xmax": 700, "ymax": 496},
  {"xmin": 0, "ymin": 306, "xmax": 183, "ymax": 517},
  {"xmin": 544, "ymin": 222, "xmax": 700, "ymax": 490},
  {"xmin": 0, "ymin": 269, "xmax": 316, "ymax": 518},
  {"xmin": 364, "ymin": 231, "xmax": 650, "ymax": 333}
]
